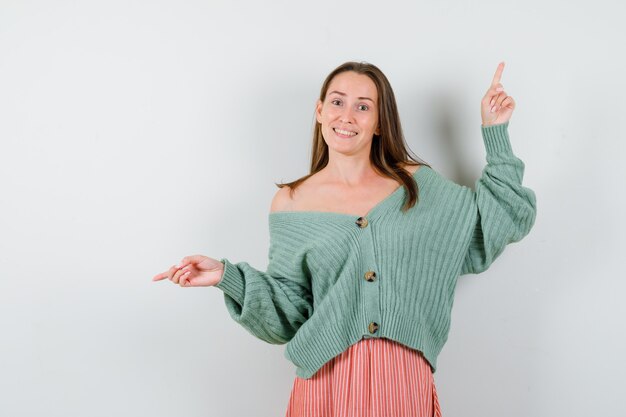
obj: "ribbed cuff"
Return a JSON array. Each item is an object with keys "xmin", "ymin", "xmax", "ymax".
[
  {"xmin": 214, "ymin": 258, "xmax": 245, "ymax": 305},
  {"xmin": 481, "ymin": 121, "xmax": 512, "ymax": 155}
]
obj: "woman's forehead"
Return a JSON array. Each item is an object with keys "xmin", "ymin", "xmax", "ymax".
[{"xmin": 327, "ymin": 72, "xmax": 378, "ymax": 100}]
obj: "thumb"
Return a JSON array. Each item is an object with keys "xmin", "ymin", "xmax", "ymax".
[
  {"xmin": 179, "ymin": 254, "xmax": 223, "ymax": 272},
  {"xmin": 178, "ymin": 254, "xmax": 208, "ymax": 268}
]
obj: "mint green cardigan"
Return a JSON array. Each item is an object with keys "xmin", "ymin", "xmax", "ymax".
[{"xmin": 216, "ymin": 121, "xmax": 537, "ymax": 379}]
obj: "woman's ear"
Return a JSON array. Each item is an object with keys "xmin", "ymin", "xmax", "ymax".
[{"xmin": 315, "ymin": 99, "xmax": 323, "ymax": 124}]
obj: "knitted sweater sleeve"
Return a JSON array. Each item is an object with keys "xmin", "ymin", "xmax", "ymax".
[
  {"xmin": 460, "ymin": 121, "xmax": 537, "ymax": 275},
  {"xmin": 214, "ymin": 222, "xmax": 314, "ymax": 344}
]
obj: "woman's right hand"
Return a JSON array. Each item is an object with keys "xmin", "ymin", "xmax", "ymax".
[{"xmin": 152, "ymin": 255, "xmax": 224, "ymax": 287}]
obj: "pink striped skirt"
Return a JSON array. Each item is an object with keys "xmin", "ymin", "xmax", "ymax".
[{"xmin": 285, "ymin": 337, "xmax": 443, "ymax": 417}]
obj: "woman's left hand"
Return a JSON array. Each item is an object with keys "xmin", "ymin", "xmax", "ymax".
[{"xmin": 481, "ymin": 61, "xmax": 515, "ymax": 126}]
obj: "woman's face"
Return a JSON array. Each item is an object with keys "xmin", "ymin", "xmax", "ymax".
[{"xmin": 316, "ymin": 71, "xmax": 380, "ymax": 156}]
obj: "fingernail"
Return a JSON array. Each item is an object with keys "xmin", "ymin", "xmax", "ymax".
[
  {"xmin": 496, "ymin": 87, "xmax": 503, "ymax": 92},
  {"xmin": 491, "ymin": 106, "xmax": 496, "ymax": 113}
]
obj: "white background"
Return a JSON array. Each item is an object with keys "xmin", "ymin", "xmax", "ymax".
[{"xmin": 1, "ymin": 1, "xmax": 624, "ymax": 416}]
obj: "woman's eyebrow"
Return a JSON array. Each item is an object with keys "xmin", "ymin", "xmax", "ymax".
[{"xmin": 328, "ymin": 90, "xmax": 374, "ymax": 103}]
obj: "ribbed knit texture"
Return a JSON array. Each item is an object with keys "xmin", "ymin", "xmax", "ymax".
[{"xmin": 215, "ymin": 121, "xmax": 537, "ymax": 379}]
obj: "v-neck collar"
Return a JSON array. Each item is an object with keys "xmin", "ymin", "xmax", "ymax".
[{"xmin": 269, "ymin": 165, "xmax": 431, "ymax": 222}]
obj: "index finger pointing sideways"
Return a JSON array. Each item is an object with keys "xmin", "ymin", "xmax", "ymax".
[
  {"xmin": 152, "ymin": 264, "xmax": 179, "ymax": 281},
  {"xmin": 491, "ymin": 61, "xmax": 505, "ymax": 86}
]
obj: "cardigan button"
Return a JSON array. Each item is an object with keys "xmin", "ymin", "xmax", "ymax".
[
  {"xmin": 368, "ymin": 322, "xmax": 379, "ymax": 334},
  {"xmin": 355, "ymin": 217, "xmax": 368, "ymax": 228},
  {"xmin": 364, "ymin": 271, "xmax": 376, "ymax": 282}
]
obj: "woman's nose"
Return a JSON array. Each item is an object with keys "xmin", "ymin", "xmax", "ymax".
[{"xmin": 339, "ymin": 106, "xmax": 355, "ymax": 123}]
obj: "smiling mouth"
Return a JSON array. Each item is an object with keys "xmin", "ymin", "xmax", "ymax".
[{"xmin": 333, "ymin": 128, "xmax": 357, "ymax": 137}]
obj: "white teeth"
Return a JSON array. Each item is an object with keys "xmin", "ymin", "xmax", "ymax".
[{"xmin": 334, "ymin": 128, "xmax": 357, "ymax": 136}]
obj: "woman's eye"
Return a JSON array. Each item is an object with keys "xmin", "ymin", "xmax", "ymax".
[
  {"xmin": 331, "ymin": 99, "xmax": 342, "ymax": 106},
  {"xmin": 358, "ymin": 104, "xmax": 369, "ymax": 111}
]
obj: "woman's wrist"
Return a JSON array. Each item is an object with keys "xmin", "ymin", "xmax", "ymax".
[{"xmin": 481, "ymin": 120, "xmax": 510, "ymax": 128}]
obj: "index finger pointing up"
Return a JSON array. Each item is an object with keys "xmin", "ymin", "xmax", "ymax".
[{"xmin": 491, "ymin": 61, "xmax": 505, "ymax": 86}]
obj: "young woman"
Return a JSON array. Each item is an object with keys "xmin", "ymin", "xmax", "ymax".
[{"xmin": 152, "ymin": 61, "xmax": 537, "ymax": 417}]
